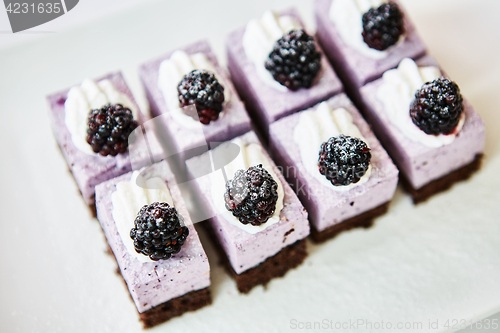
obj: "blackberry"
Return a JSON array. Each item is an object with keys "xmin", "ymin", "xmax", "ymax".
[
  {"xmin": 130, "ymin": 202, "xmax": 189, "ymax": 261},
  {"xmin": 318, "ymin": 135, "xmax": 371, "ymax": 186},
  {"xmin": 264, "ymin": 29, "xmax": 322, "ymax": 91},
  {"xmin": 362, "ymin": 2, "xmax": 405, "ymax": 51},
  {"xmin": 177, "ymin": 69, "xmax": 225, "ymax": 125},
  {"xmin": 224, "ymin": 164, "xmax": 279, "ymax": 226},
  {"xmin": 410, "ymin": 77, "xmax": 464, "ymax": 135},
  {"xmin": 87, "ymin": 104, "xmax": 138, "ymax": 156}
]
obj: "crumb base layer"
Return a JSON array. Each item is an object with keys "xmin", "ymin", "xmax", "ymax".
[
  {"xmin": 401, "ymin": 154, "xmax": 483, "ymax": 204},
  {"xmin": 56, "ymin": 142, "xmax": 97, "ymax": 217},
  {"xmin": 310, "ymin": 202, "xmax": 391, "ymax": 243},
  {"xmin": 206, "ymin": 224, "xmax": 308, "ymax": 293}
]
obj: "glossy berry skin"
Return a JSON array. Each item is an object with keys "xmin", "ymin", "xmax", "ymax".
[
  {"xmin": 130, "ymin": 202, "xmax": 189, "ymax": 261},
  {"xmin": 362, "ymin": 2, "xmax": 405, "ymax": 51},
  {"xmin": 410, "ymin": 77, "xmax": 464, "ymax": 135},
  {"xmin": 224, "ymin": 164, "xmax": 279, "ymax": 226},
  {"xmin": 318, "ymin": 135, "xmax": 371, "ymax": 186},
  {"xmin": 86, "ymin": 104, "xmax": 138, "ymax": 156},
  {"xmin": 265, "ymin": 29, "xmax": 322, "ymax": 91},
  {"xmin": 177, "ymin": 69, "xmax": 225, "ymax": 125}
]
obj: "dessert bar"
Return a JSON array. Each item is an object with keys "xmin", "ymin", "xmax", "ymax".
[
  {"xmin": 315, "ymin": 0, "xmax": 426, "ymax": 102},
  {"xmin": 139, "ymin": 40, "xmax": 252, "ymax": 170},
  {"xmin": 47, "ymin": 72, "xmax": 161, "ymax": 215}
]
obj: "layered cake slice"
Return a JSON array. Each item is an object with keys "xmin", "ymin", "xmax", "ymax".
[
  {"xmin": 269, "ymin": 94, "xmax": 399, "ymax": 242},
  {"xmin": 315, "ymin": 0, "xmax": 426, "ymax": 101},
  {"xmin": 185, "ymin": 131, "xmax": 310, "ymax": 293},
  {"xmin": 226, "ymin": 9, "xmax": 343, "ymax": 138},
  {"xmin": 95, "ymin": 161, "xmax": 211, "ymax": 328},
  {"xmin": 139, "ymin": 40, "xmax": 252, "ymax": 169},
  {"xmin": 359, "ymin": 56, "xmax": 485, "ymax": 203},
  {"xmin": 46, "ymin": 72, "xmax": 161, "ymax": 215}
]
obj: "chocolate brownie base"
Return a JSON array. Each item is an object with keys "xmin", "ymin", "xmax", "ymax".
[
  {"xmin": 401, "ymin": 154, "xmax": 483, "ymax": 204},
  {"xmin": 88, "ymin": 195, "xmax": 96, "ymax": 217},
  {"xmin": 56, "ymin": 141, "xmax": 98, "ymax": 217},
  {"xmin": 105, "ymin": 246, "xmax": 212, "ymax": 328},
  {"xmin": 205, "ymin": 224, "xmax": 307, "ymax": 293},
  {"xmin": 139, "ymin": 288, "xmax": 212, "ymax": 329},
  {"xmin": 310, "ymin": 202, "xmax": 390, "ymax": 243}
]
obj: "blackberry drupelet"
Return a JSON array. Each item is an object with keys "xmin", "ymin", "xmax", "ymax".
[
  {"xmin": 264, "ymin": 29, "xmax": 322, "ymax": 91},
  {"xmin": 318, "ymin": 135, "xmax": 371, "ymax": 186},
  {"xmin": 362, "ymin": 2, "xmax": 405, "ymax": 51},
  {"xmin": 178, "ymin": 69, "xmax": 225, "ymax": 125},
  {"xmin": 130, "ymin": 202, "xmax": 189, "ymax": 261},
  {"xmin": 87, "ymin": 103, "xmax": 138, "ymax": 156},
  {"xmin": 410, "ymin": 77, "xmax": 464, "ymax": 135},
  {"xmin": 224, "ymin": 164, "xmax": 279, "ymax": 226}
]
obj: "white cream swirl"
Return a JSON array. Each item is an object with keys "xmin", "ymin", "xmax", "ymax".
[
  {"xmin": 376, "ymin": 58, "xmax": 465, "ymax": 147},
  {"xmin": 111, "ymin": 171, "xmax": 175, "ymax": 263},
  {"xmin": 210, "ymin": 138, "xmax": 285, "ymax": 234},
  {"xmin": 330, "ymin": 0, "xmax": 405, "ymax": 59},
  {"xmin": 242, "ymin": 10, "xmax": 301, "ymax": 91},
  {"xmin": 65, "ymin": 79, "xmax": 138, "ymax": 155},
  {"xmin": 293, "ymin": 102, "xmax": 372, "ymax": 191},
  {"xmin": 158, "ymin": 50, "xmax": 231, "ymax": 129}
]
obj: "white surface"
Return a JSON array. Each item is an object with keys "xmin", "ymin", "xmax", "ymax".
[{"xmin": 0, "ymin": 0, "xmax": 499, "ymax": 332}]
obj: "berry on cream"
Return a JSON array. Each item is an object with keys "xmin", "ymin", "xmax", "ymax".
[
  {"xmin": 210, "ymin": 138, "xmax": 285, "ymax": 235},
  {"xmin": 242, "ymin": 10, "xmax": 301, "ymax": 91},
  {"xmin": 158, "ymin": 50, "xmax": 231, "ymax": 129},
  {"xmin": 376, "ymin": 58, "xmax": 465, "ymax": 148},
  {"xmin": 329, "ymin": 0, "xmax": 406, "ymax": 59}
]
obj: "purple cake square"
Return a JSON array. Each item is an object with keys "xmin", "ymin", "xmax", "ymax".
[
  {"xmin": 315, "ymin": 0, "xmax": 427, "ymax": 100},
  {"xmin": 359, "ymin": 56, "xmax": 485, "ymax": 203},
  {"xmin": 226, "ymin": 8, "xmax": 344, "ymax": 138},
  {"xmin": 46, "ymin": 72, "xmax": 162, "ymax": 213},
  {"xmin": 139, "ymin": 40, "xmax": 252, "ymax": 168},
  {"xmin": 95, "ymin": 161, "xmax": 211, "ymax": 328},
  {"xmin": 185, "ymin": 131, "xmax": 310, "ymax": 293},
  {"xmin": 269, "ymin": 94, "xmax": 399, "ymax": 242}
]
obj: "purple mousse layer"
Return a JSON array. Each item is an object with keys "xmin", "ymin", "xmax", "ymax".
[
  {"xmin": 315, "ymin": 0, "xmax": 426, "ymax": 99},
  {"xmin": 359, "ymin": 56, "xmax": 486, "ymax": 190},
  {"xmin": 139, "ymin": 40, "xmax": 252, "ymax": 165},
  {"xmin": 185, "ymin": 131, "xmax": 310, "ymax": 275},
  {"xmin": 46, "ymin": 72, "xmax": 161, "ymax": 206},
  {"xmin": 226, "ymin": 8, "xmax": 343, "ymax": 137},
  {"xmin": 269, "ymin": 94, "xmax": 399, "ymax": 232},
  {"xmin": 95, "ymin": 161, "xmax": 210, "ymax": 314}
]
